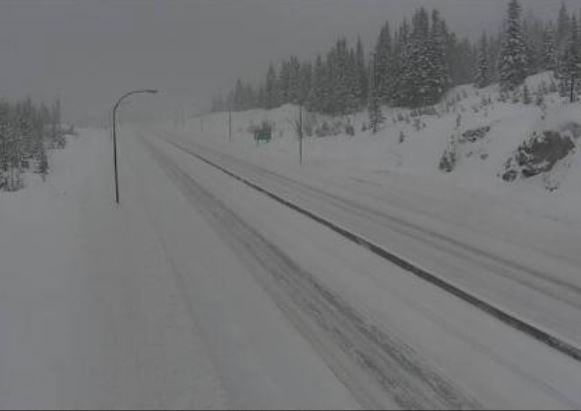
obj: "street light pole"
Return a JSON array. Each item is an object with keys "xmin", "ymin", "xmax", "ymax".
[
  {"xmin": 299, "ymin": 103, "xmax": 303, "ymax": 166},
  {"xmin": 112, "ymin": 89, "xmax": 158, "ymax": 204},
  {"xmin": 228, "ymin": 106, "xmax": 232, "ymax": 142}
]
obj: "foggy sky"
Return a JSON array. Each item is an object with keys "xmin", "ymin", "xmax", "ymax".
[{"xmin": 1, "ymin": 0, "xmax": 579, "ymax": 126}]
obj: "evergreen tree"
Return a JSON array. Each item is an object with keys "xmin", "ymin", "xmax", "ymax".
[
  {"xmin": 561, "ymin": 15, "xmax": 581, "ymax": 100},
  {"xmin": 389, "ymin": 8, "xmax": 454, "ymax": 107},
  {"xmin": 346, "ymin": 47, "xmax": 361, "ymax": 113},
  {"xmin": 498, "ymin": 0, "xmax": 528, "ymax": 91},
  {"xmin": 542, "ymin": 23, "xmax": 557, "ymax": 71},
  {"xmin": 265, "ymin": 63, "xmax": 278, "ymax": 109},
  {"xmin": 6, "ymin": 110, "xmax": 22, "ymax": 191},
  {"xmin": 487, "ymin": 32, "xmax": 502, "ymax": 83},
  {"xmin": 390, "ymin": 20, "xmax": 410, "ymax": 105},
  {"xmin": 36, "ymin": 146, "xmax": 48, "ymax": 180},
  {"xmin": 396, "ymin": 8, "xmax": 436, "ymax": 107},
  {"xmin": 429, "ymin": 10, "xmax": 451, "ymax": 101},
  {"xmin": 475, "ymin": 32, "xmax": 490, "ymax": 88},
  {"xmin": 355, "ymin": 37, "xmax": 368, "ymax": 106},
  {"xmin": 327, "ymin": 38, "xmax": 357, "ymax": 115},
  {"xmin": 0, "ymin": 104, "xmax": 10, "ymax": 190},
  {"xmin": 35, "ymin": 108, "xmax": 48, "ymax": 180},
  {"xmin": 411, "ymin": 8, "xmax": 433, "ymax": 105},
  {"xmin": 554, "ymin": 4, "xmax": 571, "ymax": 84},
  {"xmin": 325, "ymin": 47, "xmax": 338, "ymax": 115},
  {"xmin": 307, "ymin": 55, "xmax": 327, "ymax": 113},
  {"xmin": 17, "ymin": 99, "xmax": 34, "ymax": 158},
  {"xmin": 368, "ymin": 54, "xmax": 384, "ymax": 133},
  {"xmin": 288, "ymin": 56, "xmax": 301, "ymax": 104},
  {"xmin": 556, "ymin": 3, "xmax": 571, "ymax": 47},
  {"xmin": 375, "ymin": 22, "xmax": 392, "ymax": 104},
  {"xmin": 278, "ymin": 60, "xmax": 291, "ymax": 105},
  {"xmin": 522, "ymin": 13, "xmax": 544, "ymax": 75}
]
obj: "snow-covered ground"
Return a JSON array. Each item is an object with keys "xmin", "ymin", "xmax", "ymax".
[{"xmin": 3, "ymin": 120, "xmax": 581, "ymax": 408}]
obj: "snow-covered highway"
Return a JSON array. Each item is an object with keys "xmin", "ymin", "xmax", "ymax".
[
  {"xmin": 158, "ymin": 130, "xmax": 581, "ymax": 356},
  {"xmin": 133, "ymin": 128, "xmax": 581, "ymax": 409}
]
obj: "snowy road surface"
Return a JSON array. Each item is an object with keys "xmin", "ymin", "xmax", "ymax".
[
  {"xmin": 136, "ymin": 129, "xmax": 581, "ymax": 409},
  {"xmin": 2, "ymin": 128, "xmax": 581, "ymax": 409},
  {"xmin": 161, "ymin": 130, "xmax": 581, "ymax": 356}
]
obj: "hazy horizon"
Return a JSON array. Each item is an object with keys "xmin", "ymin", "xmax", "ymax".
[{"xmin": 1, "ymin": 0, "xmax": 579, "ymax": 126}]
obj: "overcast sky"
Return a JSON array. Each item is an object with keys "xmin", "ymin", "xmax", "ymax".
[{"xmin": 1, "ymin": 0, "xmax": 579, "ymax": 125}]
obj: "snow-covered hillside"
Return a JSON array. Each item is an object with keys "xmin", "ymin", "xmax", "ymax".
[{"xmin": 183, "ymin": 72, "xmax": 581, "ymax": 224}]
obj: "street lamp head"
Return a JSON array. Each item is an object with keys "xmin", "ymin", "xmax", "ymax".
[{"xmin": 146, "ymin": 89, "xmax": 158, "ymax": 94}]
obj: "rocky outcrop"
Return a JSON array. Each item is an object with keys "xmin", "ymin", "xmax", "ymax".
[
  {"xmin": 460, "ymin": 126, "xmax": 491, "ymax": 143},
  {"xmin": 502, "ymin": 131, "xmax": 575, "ymax": 182}
]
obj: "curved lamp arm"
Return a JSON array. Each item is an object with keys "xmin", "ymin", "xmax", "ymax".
[{"xmin": 114, "ymin": 89, "xmax": 158, "ymax": 113}]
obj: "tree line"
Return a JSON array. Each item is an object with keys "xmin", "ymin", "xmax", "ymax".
[
  {"xmin": 213, "ymin": 1, "xmax": 581, "ymax": 123},
  {"xmin": 477, "ymin": 0, "xmax": 581, "ymax": 95},
  {"xmin": 0, "ymin": 98, "xmax": 64, "ymax": 192}
]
